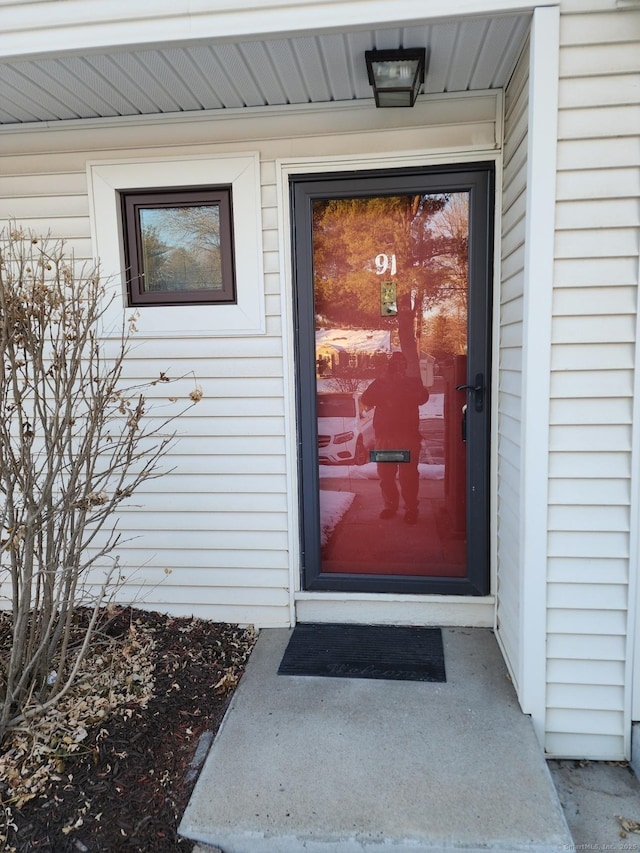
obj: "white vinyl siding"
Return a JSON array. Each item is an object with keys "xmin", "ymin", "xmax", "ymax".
[
  {"xmin": 0, "ymin": 94, "xmax": 500, "ymax": 628},
  {"xmin": 493, "ymin": 2, "xmax": 639, "ymax": 758},
  {"xmin": 546, "ymin": 3, "xmax": 640, "ymax": 759},
  {"xmin": 1, "ymin": 0, "xmax": 637, "ymax": 761},
  {"xmin": 496, "ymin": 39, "xmax": 530, "ymax": 692},
  {"xmin": 0, "ymin": 141, "xmax": 289, "ymax": 627}
]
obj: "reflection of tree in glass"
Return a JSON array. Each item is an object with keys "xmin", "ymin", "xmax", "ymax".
[
  {"xmin": 421, "ymin": 194, "xmax": 469, "ymax": 360},
  {"xmin": 140, "ymin": 206, "xmax": 222, "ymax": 292},
  {"xmin": 312, "ymin": 193, "xmax": 469, "ymax": 369},
  {"xmin": 140, "ymin": 225, "xmax": 169, "ymax": 290}
]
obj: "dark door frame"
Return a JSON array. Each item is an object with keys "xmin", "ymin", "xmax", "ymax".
[{"xmin": 291, "ymin": 162, "xmax": 494, "ymax": 596}]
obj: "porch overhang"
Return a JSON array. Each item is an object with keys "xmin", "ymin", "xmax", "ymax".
[{"xmin": 0, "ymin": 0, "xmax": 551, "ymax": 128}]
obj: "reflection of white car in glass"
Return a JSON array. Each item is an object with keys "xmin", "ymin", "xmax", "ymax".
[{"xmin": 317, "ymin": 392, "xmax": 374, "ymax": 465}]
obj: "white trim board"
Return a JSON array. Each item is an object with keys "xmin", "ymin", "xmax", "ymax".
[
  {"xmin": 518, "ymin": 4, "xmax": 559, "ymax": 740},
  {"xmin": 295, "ymin": 594, "xmax": 496, "ymax": 627},
  {"xmin": 1, "ymin": 1, "xmax": 551, "ymax": 61},
  {"xmin": 629, "ymin": 222, "xmax": 640, "ymax": 728}
]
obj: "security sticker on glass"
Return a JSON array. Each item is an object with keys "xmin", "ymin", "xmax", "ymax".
[{"xmin": 380, "ymin": 281, "xmax": 397, "ymax": 316}]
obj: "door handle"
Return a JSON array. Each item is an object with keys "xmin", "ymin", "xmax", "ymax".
[{"xmin": 456, "ymin": 373, "xmax": 484, "ymax": 413}]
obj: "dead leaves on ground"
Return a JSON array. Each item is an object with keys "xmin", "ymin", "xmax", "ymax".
[
  {"xmin": 0, "ymin": 608, "xmax": 257, "ymax": 853},
  {"xmin": 617, "ymin": 814, "xmax": 640, "ymax": 835},
  {"xmin": 0, "ymin": 621, "xmax": 156, "ymax": 811}
]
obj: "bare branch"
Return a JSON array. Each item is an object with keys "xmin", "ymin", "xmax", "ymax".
[{"xmin": 0, "ymin": 224, "xmax": 200, "ymax": 742}]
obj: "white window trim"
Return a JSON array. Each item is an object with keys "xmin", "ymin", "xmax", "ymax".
[{"xmin": 87, "ymin": 152, "xmax": 265, "ymax": 337}]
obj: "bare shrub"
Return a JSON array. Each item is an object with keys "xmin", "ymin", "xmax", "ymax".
[{"xmin": 0, "ymin": 225, "xmax": 199, "ymax": 742}]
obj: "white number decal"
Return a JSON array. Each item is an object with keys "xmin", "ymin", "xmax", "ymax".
[{"xmin": 375, "ymin": 253, "xmax": 397, "ymax": 275}]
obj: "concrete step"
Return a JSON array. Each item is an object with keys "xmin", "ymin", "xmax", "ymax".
[{"xmin": 180, "ymin": 627, "xmax": 572, "ymax": 853}]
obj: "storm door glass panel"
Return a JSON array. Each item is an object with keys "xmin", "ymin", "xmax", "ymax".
[{"xmin": 314, "ymin": 192, "xmax": 468, "ymax": 578}]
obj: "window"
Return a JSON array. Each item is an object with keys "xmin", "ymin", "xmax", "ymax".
[
  {"xmin": 121, "ymin": 187, "xmax": 236, "ymax": 306},
  {"xmin": 87, "ymin": 153, "xmax": 265, "ymax": 337}
]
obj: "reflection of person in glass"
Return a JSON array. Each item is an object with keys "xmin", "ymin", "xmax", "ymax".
[{"xmin": 361, "ymin": 351, "xmax": 429, "ymax": 524}]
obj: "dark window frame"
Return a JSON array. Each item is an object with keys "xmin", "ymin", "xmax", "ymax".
[{"xmin": 121, "ymin": 186, "xmax": 236, "ymax": 307}]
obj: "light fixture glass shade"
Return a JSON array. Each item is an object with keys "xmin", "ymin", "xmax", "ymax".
[{"xmin": 365, "ymin": 48, "xmax": 426, "ymax": 108}]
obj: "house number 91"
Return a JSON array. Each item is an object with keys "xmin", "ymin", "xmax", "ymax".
[{"xmin": 375, "ymin": 253, "xmax": 397, "ymax": 275}]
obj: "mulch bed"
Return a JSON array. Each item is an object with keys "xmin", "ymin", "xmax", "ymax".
[{"xmin": 0, "ymin": 607, "xmax": 257, "ymax": 852}]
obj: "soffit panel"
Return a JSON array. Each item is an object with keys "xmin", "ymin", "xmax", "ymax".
[{"xmin": 0, "ymin": 15, "xmax": 531, "ymax": 126}]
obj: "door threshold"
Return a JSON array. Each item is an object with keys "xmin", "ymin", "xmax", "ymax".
[{"xmin": 294, "ymin": 591, "xmax": 495, "ymax": 627}]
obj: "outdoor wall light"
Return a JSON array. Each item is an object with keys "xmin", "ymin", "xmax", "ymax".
[{"xmin": 365, "ymin": 48, "xmax": 426, "ymax": 107}]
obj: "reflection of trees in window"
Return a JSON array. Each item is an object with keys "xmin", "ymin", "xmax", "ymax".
[
  {"xmin": 312, "ymin": 193, "xmax": 469, "ymax": 368},
  {"xmin": 139, "ymin": 225, "xmax": 170, "ymax": 290},
  {"xmin": 421, "ymin": 193, "xmax": 469, "ymax": 360},
  {"xmin": 140, "ymin": 206, "xmax": 222, "ymax": 292}
]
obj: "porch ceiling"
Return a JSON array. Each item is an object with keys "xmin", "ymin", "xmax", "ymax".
[{"xmin": 0, "ymin": 13, "xmax": 531, "ymax": 126}]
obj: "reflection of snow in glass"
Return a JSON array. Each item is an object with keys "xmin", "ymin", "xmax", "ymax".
[
  {"xmin": 319, "ymin": 463, "xmax": 444, "ymax": 480},
  {"xmin": 320, "ymin": 462, "xmax": 445, "ymax": 545},
  {"xmin": 420, "ymin": 393, "xmax": 444, "ymax": 419},
  {"xmin": 320, "ymin": 491, "xmax": 355, "ymax": 547},
  {"xmin": 316, "ymin": 328, "xmax": 391, "ymax": 356}
]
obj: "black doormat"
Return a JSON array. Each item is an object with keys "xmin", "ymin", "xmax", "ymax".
[{"xmin": 277, "ymin": 623, "xmax": 446, "ymax": 683}]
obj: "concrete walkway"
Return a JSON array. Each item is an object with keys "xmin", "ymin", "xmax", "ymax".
[
  {"xmin": 180, "ymin": 626, "xmax": 572, "ymax": 852},
  {"xmin": 549, "ymin": 758, "xmax": 640, "ymax": 848}
]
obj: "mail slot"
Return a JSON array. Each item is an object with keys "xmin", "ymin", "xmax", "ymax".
[{"xmin": 369, "ymin": 449, "xmax": 411, "ymax": 463}]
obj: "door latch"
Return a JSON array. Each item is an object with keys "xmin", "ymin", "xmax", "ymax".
[{"xmin": 456, "ymin": 373, "xmax": 484, "ymax": 413}]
